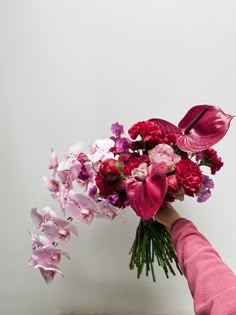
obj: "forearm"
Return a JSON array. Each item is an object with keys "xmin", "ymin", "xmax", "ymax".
[{"xmin": 171, "ymin": 218, "xmax": 236, "ymax": 315}]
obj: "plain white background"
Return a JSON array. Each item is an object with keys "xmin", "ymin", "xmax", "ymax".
[{"xmin": 1, "ymin": 1, "xmax": 236, "ymax": 314}]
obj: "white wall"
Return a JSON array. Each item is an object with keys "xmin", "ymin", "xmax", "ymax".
[{"xmin": 1, "ymin": 1, "xmax": 236, "ymax": 314}]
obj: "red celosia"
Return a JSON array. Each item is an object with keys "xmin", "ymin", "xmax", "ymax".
[
  {"xmin": 175, "ymin": 160, "xmax": 203, "ymax": 196},
  {"xmin": 128, "ymin": 121, "xmax": 161, "ymax": 141},
  {"xmin": 196, "ymin": 148, "xmax": 223, "ymax": 174}
]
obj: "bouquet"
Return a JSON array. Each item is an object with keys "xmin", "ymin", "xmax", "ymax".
[{"xmin": 28, "ymin": 105, "xmax": 233, "ymax": 283}]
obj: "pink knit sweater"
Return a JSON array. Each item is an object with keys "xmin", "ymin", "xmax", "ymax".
[{"xmin": 171, "ymin": 219, "xmax": 236, "ymax": 315}]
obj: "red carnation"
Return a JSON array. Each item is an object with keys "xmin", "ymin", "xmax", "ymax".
[
  {"xmin": 196, "ymin": 148, "xmax": 223, "ymax": 174},
  {"xmin": 128, "ymin": 121, "xmax": 161, "ymax": 141},
  {"xmin": 175, "ymin": 159, "xmax": 203, "ymax": 196}
]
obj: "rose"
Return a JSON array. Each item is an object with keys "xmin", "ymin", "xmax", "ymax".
[{"xmin": 148, "ymin": 144, "xmax": 181, "ymax": 173}]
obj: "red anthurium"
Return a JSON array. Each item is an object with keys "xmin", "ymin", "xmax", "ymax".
[
  {"xmin": 126, "ymin": 163, "xmax": 167, "ymax": 220},
  {"xmin": 177, "ymin": 105, "xmax": 234, "ymax": 153}
]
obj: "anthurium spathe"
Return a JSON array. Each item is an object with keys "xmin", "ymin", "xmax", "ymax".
[
  {"xmin": 177, "ymin": 105, "xmax": 234, "ymax": 152},
  {"xmin": 126, "ymin": 163, "xmax": 167, "ymax": 220}
]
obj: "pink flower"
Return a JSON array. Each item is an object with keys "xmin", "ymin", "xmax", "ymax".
[
  {"xmin": 131, "ymin": 163, "xmax": 148, "ymax": 181},
  {"xmin": 49, "ymin": 149, "xmax": 58, "ymax": 176},
  {"xmin": 89, "ymin": 139, "xmax": 115, "ymax": 162},
  {"xmin": 65, "ymin": 192, "xmax": 98, "ymax": 224},
  {"xmin": 30, "ymin": 233, "xmax": 54, "ymax": 250},
  {"xmin": 31, "ymin": 207, "xmax": 78, "ymax": 243},
  {"xmin": 28, "ymin": 247, "xmax": 70, "ymax": 283},
  {"xmin": 43, "ymin": 177, "xmax": 59, "ymax": 192},
  {"xmin": 96, "ymin": 200, "xmax": 118, "ymax": 220},
  {"xmin": 66, "ymin": 191, "xmax": 118, "ymax": 221},
  {"xmin": 148, "ymin": 144, "xmax": 181, "ymax": 173}
]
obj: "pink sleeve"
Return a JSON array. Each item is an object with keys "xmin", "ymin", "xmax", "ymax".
[{"xmin": 171, "ymin": 218, "xmax": 236, "ymax": 315}]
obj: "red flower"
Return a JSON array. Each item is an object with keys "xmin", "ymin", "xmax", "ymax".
[
  {"xmin": 95, "ymin": 173, "xmax": 125, "ymax": 196},
  {"xmin": 128, "ymin": 121, "xmax": 161, "ymax": 141},
  {"xmin": 175, "ymin": 160, "xmax": 203, "ymax": 196},
  {"xmin": 196, "ymin": 148, "xmax": 223, "ymax": 174},
  {"xmin": 95, "ymin": 173, "xmax": 127, "ymax": 208},
  {"xmin": 99, "ymin": 158, "xmax": 125, "ymax": 181},
  {"xmin": 167, "ymin": 175, "xmax": 180, "ymax": 192}
]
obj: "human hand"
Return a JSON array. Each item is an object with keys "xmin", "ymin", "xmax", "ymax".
[{"xmin": 154, "ymin": 203, "xmax": 182, "ymax": 231}]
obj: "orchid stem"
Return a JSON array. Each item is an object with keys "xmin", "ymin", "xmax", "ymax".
[{"xmin": 184, "ymin": 107, "xmax": 208, "ymax": 134}]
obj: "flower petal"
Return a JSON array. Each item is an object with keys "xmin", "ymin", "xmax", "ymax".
[
  {"xmin": 126, "ymin": 164, "xmax": 167, "ymax": 220},
  {"xmin": 177, "ymin": 105, "xmax": 234, "ymax": 152},
  {"xmin": 149, "ymin": 118, "xmax": 181, "ymax": 135}
]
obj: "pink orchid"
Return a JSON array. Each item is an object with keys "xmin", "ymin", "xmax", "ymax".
[
  {"xmin": 148, "ymin": 144, "xmax": 181, "ymax": 173},
  {"xmin": 49, "ymin": 149, "xmax": 58, "ymax": 176},
  {"xmin": 31, "ymin": 207, "xmax": 78, "ymax": 243},
  {"xmin": 89, "ymin": 138, "xmax": 115, "ymax": 162},
  {"xmin": 43, "ymin": 177, "xmax": 59, "ymax": 192},
  {"xmin": 126, "ymin": 163, "xmax": 168, "ymax": 220},
  {"xmin": 65, "ymin": 191, "xmax": 99, "ymax": 224},
  {"xmin": 28, "ymin": 247, "xmax": 70, "ymax": 283},
  {"xmin": 30, "ymin": 233, "xmax": 54, "ymax": 250},
  {"xmin": 96, "ymin": 200, "xmax": 118, "ymax": 220},
  {"xmin": 66, "ymin": 191, "xmax": 118, "ymax": 222}
]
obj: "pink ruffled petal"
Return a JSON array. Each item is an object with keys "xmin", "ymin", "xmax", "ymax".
[
  {"xmin": 177, "ymin": 105, "xmax": 234, "ymax": 152},
  {"xmin": 126, "ymin": 164, "xmax": 167, "ymax": 220}
]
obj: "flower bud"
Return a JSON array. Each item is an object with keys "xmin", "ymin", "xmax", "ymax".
[{"xmin": 99, "ymin": 158, "xmax": 125, "ymax": 181}]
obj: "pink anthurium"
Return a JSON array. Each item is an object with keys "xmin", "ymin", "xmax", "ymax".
[
  {"xmin": 177, "ymin": 105, "xmax": 234, "ymax": 152},
  {"xmin": 149, "ymin": 118, "xmax": 181, "ymax": 135},
  {"xmin": 126, "ymin": 163, "xmax": 167, "ymax": 220}
]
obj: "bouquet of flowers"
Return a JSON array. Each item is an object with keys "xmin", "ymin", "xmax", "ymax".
[{"xmin": 28, "ymin": 105, "xmax": 233, "ymax": 283}]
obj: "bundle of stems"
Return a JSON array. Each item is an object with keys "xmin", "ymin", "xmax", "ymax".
[{"xmin": 129, "ymin": 219, "xmax": 182, "ymax": 282}]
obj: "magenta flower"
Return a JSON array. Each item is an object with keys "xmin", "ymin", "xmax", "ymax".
[
  {"xmin": 31, "ymin": 207, "xmax": 78, "ymax": 243},
  {"xmin": 197, "ymin": 175, "xmax": 214, "ymax": 203},
  {"xmin": 111, "ymin": 122, "xmax": 124, "ymax": 138},
  {"xmin": 126, "ymin": 163, "xmax": 167, "ymax": 220},
  {"xmin": 115, "ymin": 137, "xmax": 131, "ymax": 153},
  {"xmin": 177, "ymin": 105, "xmax": 233, "ymax": 152}
]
